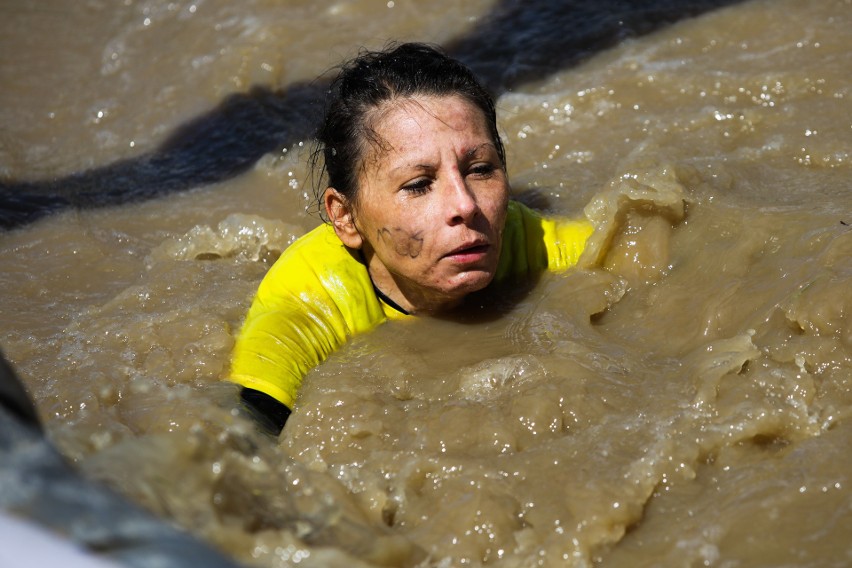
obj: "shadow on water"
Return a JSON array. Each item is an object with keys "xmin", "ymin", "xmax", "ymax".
[
  {"xmin": 0, "ymin": 83, "xmax": 321, "ymax": 229},
  {"xmin": 448, "ymin": 0, "xmax": 743, "ymax": 91},
  {"xmin": 0, "ymin": 0, "xmax": 742, "ymax": 230}
]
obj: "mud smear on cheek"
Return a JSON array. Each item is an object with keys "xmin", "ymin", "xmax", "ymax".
[{"xmin": 377, "ymin": 227, "xmax": 424, "ymax": 259}]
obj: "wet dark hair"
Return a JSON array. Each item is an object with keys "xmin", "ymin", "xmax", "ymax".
[{"xmin": 311, "ymin": 42, "xmax": 505, "ymax": 216}]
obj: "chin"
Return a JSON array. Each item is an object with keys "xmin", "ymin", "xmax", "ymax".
[{"xmin": 446, "ymin": 270, "xmax": 496, "ymax": 297}]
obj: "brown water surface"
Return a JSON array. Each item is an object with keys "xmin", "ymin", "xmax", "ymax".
[{"xmin": 1, "ymin": 0, "xmax": 850, "ymax": 566}]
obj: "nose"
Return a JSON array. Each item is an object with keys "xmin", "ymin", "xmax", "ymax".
[{"xmin": 445, "ymin": 170, "xmax": 479, "ymax": 225}]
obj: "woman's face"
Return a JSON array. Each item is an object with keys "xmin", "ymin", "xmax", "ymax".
[{"xmin": 326, "ymin": 95, "xmax": 509, "ymax": 314}]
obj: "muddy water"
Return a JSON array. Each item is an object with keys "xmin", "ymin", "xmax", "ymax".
[{"xmin": 1, "ymin": 0, "xmax": 851, "ymax": 566}]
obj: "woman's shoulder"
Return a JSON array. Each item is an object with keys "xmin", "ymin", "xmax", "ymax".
[
  {"xmin": 251, "ymin": 223, "xmax": 394, "ymax": 331},
  {"xmin": 500, "ymin": 200, "xmax": 593, "ymax": 276},
  {"xmin": 257, "ymin": 223, "xmax": 368, "ymax": 303},
  {"xmin": 277, "ymin": 222, "xmax": 342, "ymax": 258}
]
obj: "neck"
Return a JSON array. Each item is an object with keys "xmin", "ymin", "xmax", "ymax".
[
  {"xmin": 363, "ymin": 254, "xmax": 462, "ymax": 316},
  {"xmin": 371, "ymin": 271, "xmax": 464, "ymax": 315}
]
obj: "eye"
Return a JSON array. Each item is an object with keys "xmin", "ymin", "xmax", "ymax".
[
  {"xmin": 401, "ymin": 177, "xmax": 432, "ymax": 195},
  {"xmin": 468, "ymin": 162, "xmax": 497, "ymax": 178}
]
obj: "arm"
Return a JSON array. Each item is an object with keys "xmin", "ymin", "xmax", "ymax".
[
  {"xmin": 229, "ymin": 295, "xmax": 349, "ymax": 410},
  {"xmin": 240, "ymin": 388, "xmax": 291, "ymax": 435},
  {"xmin": 228, "ymin": 224, "xmax": 389, "ymax": 430}
]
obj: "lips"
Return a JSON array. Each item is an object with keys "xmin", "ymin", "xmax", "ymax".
[{"xmin": 443, "ymin": 239, "xmax": 490, "ymax": 263}]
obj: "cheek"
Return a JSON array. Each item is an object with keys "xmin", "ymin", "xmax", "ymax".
[
  {"xmin": 354, "ymin": 196, "xmax": 414, "ymax": 254},
  {"xmin": 484, "ymin": 188, "xmax": 510, "ymax": 227},
  {"xmin": 375, "ymin": 226, "xmax": 426, "ymax": 259}
]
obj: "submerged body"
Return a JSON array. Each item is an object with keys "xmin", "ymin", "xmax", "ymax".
[
  {"xmin": 229, "ymin": 47, "xmax": 598, "ymax": 426},
  {"xmin": 230, "ymin": 200, "xmax": 592, "ymax": 410}
]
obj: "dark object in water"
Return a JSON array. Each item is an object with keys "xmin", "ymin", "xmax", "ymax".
[
  {"xmin": 0, "ymin": 350, "xmax": 41, "ymax": 428},
  {"xmin": 0, "ymin": 352, "xmax": 242, "ymax": 568}
]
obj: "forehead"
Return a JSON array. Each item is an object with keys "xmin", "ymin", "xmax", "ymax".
[{"xmin": 363, "ymin": 94, "xmax": 492, "ymax": 161}]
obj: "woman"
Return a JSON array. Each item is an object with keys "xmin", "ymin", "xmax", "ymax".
[{"xmin": 229, "ymin": 43, "xmax": 593, "ymax": 433}]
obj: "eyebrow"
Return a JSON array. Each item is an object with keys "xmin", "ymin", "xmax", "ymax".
[
  {"xmin": 463, "ymin": 143, "xmax": 497, "ymax": 159},
  {"xmin": 390, "ymin": 143, "xmax": 498, "ymax": 174}
]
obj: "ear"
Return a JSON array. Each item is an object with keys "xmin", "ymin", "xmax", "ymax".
[{"xmin": 324, "ymin": 187, "xmax": 363, "ymax": 249}]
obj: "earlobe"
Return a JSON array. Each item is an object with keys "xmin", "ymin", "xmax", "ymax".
[{"xmin": 324, "ymin": 187, "xmax": 363, "ymax": 249}]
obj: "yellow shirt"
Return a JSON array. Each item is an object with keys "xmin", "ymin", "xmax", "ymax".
[{"xmin": 229, "ymin": 201, "xmax": 593, "ymax": 408}]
